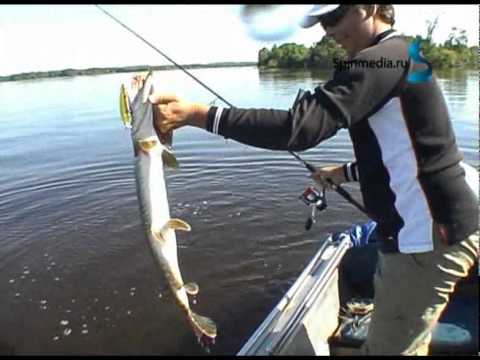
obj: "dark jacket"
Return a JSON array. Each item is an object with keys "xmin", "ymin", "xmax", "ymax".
[{"xmin": 205, "ymin": 30, "xmax": 478, "ymax": 253}]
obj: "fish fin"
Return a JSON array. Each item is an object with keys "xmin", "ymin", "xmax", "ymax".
[
  {"xmin": 162, "ymin": 148, "xmax": 179, "ymax": 168},
  {"xmin": 184, "ymin": 282, "xmax": 199, "ymax": 295},
  {"xmin": 138, "ymin": 138, "xmax": 158, "ymax": 154},
  {"xmin": 151, "ymin": 227, "xmax": 165, "ymax": 242},
  {"xmin": 190, "ymin": 311, "xmax": 217, "ymax": 339},
  {"xmin": 167, "ymin": 219, "xmax": 191, "ymax": 232},
  {"xmin": 153, "ymin": 219, "xmax": 191, "ymax": 241}
]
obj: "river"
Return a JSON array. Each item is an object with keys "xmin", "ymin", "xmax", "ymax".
[{"xmin": 0, "ymin": 66, "xmax": 477, "ymax": 355}]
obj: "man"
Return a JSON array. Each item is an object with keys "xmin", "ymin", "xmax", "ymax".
[{"xmin": 150, "ymin": 5, "xmax": 479, "ymax": 355}]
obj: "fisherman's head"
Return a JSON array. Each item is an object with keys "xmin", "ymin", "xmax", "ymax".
[{"xmin": 301, "ymin": 5, "xmax": 395, "ymax": 57}]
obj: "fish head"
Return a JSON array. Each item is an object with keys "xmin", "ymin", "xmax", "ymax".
[
  {"xmin": 129, "ymin": 70, "xmax": 155, "ymax": 105},
  {"xmin": 119, "ymin": 70, "xmax": 155, "ymax": 129},
  {"xmin": 120, "ymin": 71, "xmax": 161, "ymax": 142},
  {"xmin": 120, "ymin": 71, "xmax": 179, "ymax": 168}
]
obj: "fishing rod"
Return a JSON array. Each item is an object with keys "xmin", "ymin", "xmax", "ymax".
[
  {"xmin": 95, "ymin": 5, "xmax": 372, "ymax": 221},
  {"xmin": 95, "ymin": 5, "xmax": 234, "ymax": 108},
  {"xmin": 289, "ymin": 151, "xmax": 373, "ymax": 220}
]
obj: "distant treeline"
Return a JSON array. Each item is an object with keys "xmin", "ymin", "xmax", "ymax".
[
  {"xmin": 0, "ymin": 62, "xmax": 257, "ymax": 82},
  {"xmin": 258, "ymin": 26, "xmax": 478, "ymax": 70},
  {"xmin": 258, "ymin": 37, "xmax": 347, "ymax": 69}
]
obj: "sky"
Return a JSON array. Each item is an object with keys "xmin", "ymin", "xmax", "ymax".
[{"xmin": 0, "ymin": 4, "xmax": 478, "ymax": 76}]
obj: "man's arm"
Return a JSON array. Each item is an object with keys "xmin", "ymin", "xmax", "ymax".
[
  {"xmin": 153, "ymin": 38, "xmax": 409, "ymax": 152},
  {"xmin": 203, "ymin": 43, "xmax": 408, "ymax": 151},
  {"xmin": 312, "ymin": 161, "xmax": 359, "ymax": 188}
]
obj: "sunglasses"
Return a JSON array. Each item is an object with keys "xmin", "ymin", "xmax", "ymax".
[{"xmin": 318, "ymin": 5, "xmax": 352, "ymax": 28}]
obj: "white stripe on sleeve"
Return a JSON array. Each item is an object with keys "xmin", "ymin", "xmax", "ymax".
[
  {"xmin": 213, "ymin": 107, "xmax": 224, "ymax": 135},
  {"xmin": 346, "ymin": 162, "xmax": 354, "ymax": 182}
]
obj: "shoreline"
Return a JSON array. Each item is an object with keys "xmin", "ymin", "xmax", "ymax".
[
  {"xmin": 0, "ymin": 62, "xmax": 258, "ymax": 83},
  {"xmin": 2, "ymin": 61, "xmax": 476, "ymax": 84}
]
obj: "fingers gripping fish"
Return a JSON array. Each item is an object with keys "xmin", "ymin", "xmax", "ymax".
[{"xmin": 119, "ymin": 71, "xmax": 217, "ymax": 345}]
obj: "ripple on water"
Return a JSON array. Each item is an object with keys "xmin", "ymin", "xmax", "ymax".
[{"xmin": 0, "ymin": 67, "xmax": 477, "ymax": 355}]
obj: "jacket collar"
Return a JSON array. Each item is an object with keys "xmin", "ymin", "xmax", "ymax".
[{"xmin": 373, "ymin": 29, "xmax": 397, "ymax": 45}]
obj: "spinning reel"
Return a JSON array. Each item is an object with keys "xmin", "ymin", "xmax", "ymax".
[{"xmin": 299, "ymin": 186, "xmax": 328, "ymax": 231}]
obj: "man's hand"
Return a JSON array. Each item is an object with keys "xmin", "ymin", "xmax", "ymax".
[
  {"xmin": 311, "ymin": 164, "xmax": 346, "ymax": 188},
  {"xmin": 149, "ymin": 93, "xmax": 210, "ymax": 133}
]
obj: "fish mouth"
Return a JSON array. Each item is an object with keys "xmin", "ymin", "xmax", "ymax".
[
  {"xmin": 130, "ymin": 71, "xmax": 154, "ymax": 102},
  {"xmin": 119, "ymin": 70, "xmax": 154, "ymax": 129},
  {"xmin": 122, "ymin": 70, "xmax": 154, "ymax": 108}
]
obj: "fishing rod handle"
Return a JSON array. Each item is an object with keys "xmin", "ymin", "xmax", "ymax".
[{"xmin": 325, "ymin": 179, "xmax": 370, "ymax": 215}]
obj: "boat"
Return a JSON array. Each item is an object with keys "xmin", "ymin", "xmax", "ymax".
[
  {"xmin": 238, "ymin": 162, "xmax": 478, "ymax": 356},
  {"xmin": 238, "ymin": 220, "xmax": 478, "ymax": 356}
]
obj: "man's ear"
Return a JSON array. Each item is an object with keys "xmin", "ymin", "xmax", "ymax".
[
  {"xmin": 367, "ymin": 5, "xmax": 377, "ymax": 18},
  {"xmin": 357, "ymin": 5, "xmax": 377, "ymax": 21}
]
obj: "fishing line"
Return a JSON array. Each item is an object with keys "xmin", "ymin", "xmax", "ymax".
[
  {"xmin": 95, "ymin": 4, "xmax": 371, "ymax": 220},
  {"xmin": 95, "ymin": 5, "xmax": 233, "ymax": 108}
]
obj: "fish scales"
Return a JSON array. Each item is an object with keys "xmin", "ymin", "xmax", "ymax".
[{"xmin": 119, "ymin": 71, "xmax": 217, "ymax": 345}]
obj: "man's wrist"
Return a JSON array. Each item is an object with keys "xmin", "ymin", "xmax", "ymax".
[
  {"xmin": 342, "ymin": 162, "xmax": 359, "ymax": 182},
  {"xmin": 188, "ymin": 103, "xmax": 209, "ymax": 129}
]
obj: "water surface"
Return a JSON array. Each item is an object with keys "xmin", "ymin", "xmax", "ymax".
[{"xmin": 0, "ymin": 66, "xmax": 477, "ymax": 355}]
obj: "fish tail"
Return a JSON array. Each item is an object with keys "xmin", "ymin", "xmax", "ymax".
[{"xmin": 190, "ymin": 311, "xmax": 217, "ymax": 340}]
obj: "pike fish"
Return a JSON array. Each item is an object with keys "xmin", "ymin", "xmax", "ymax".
[{"xmin": 119, "ymin": 70, "xmax": 217, "ymax": 345}]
